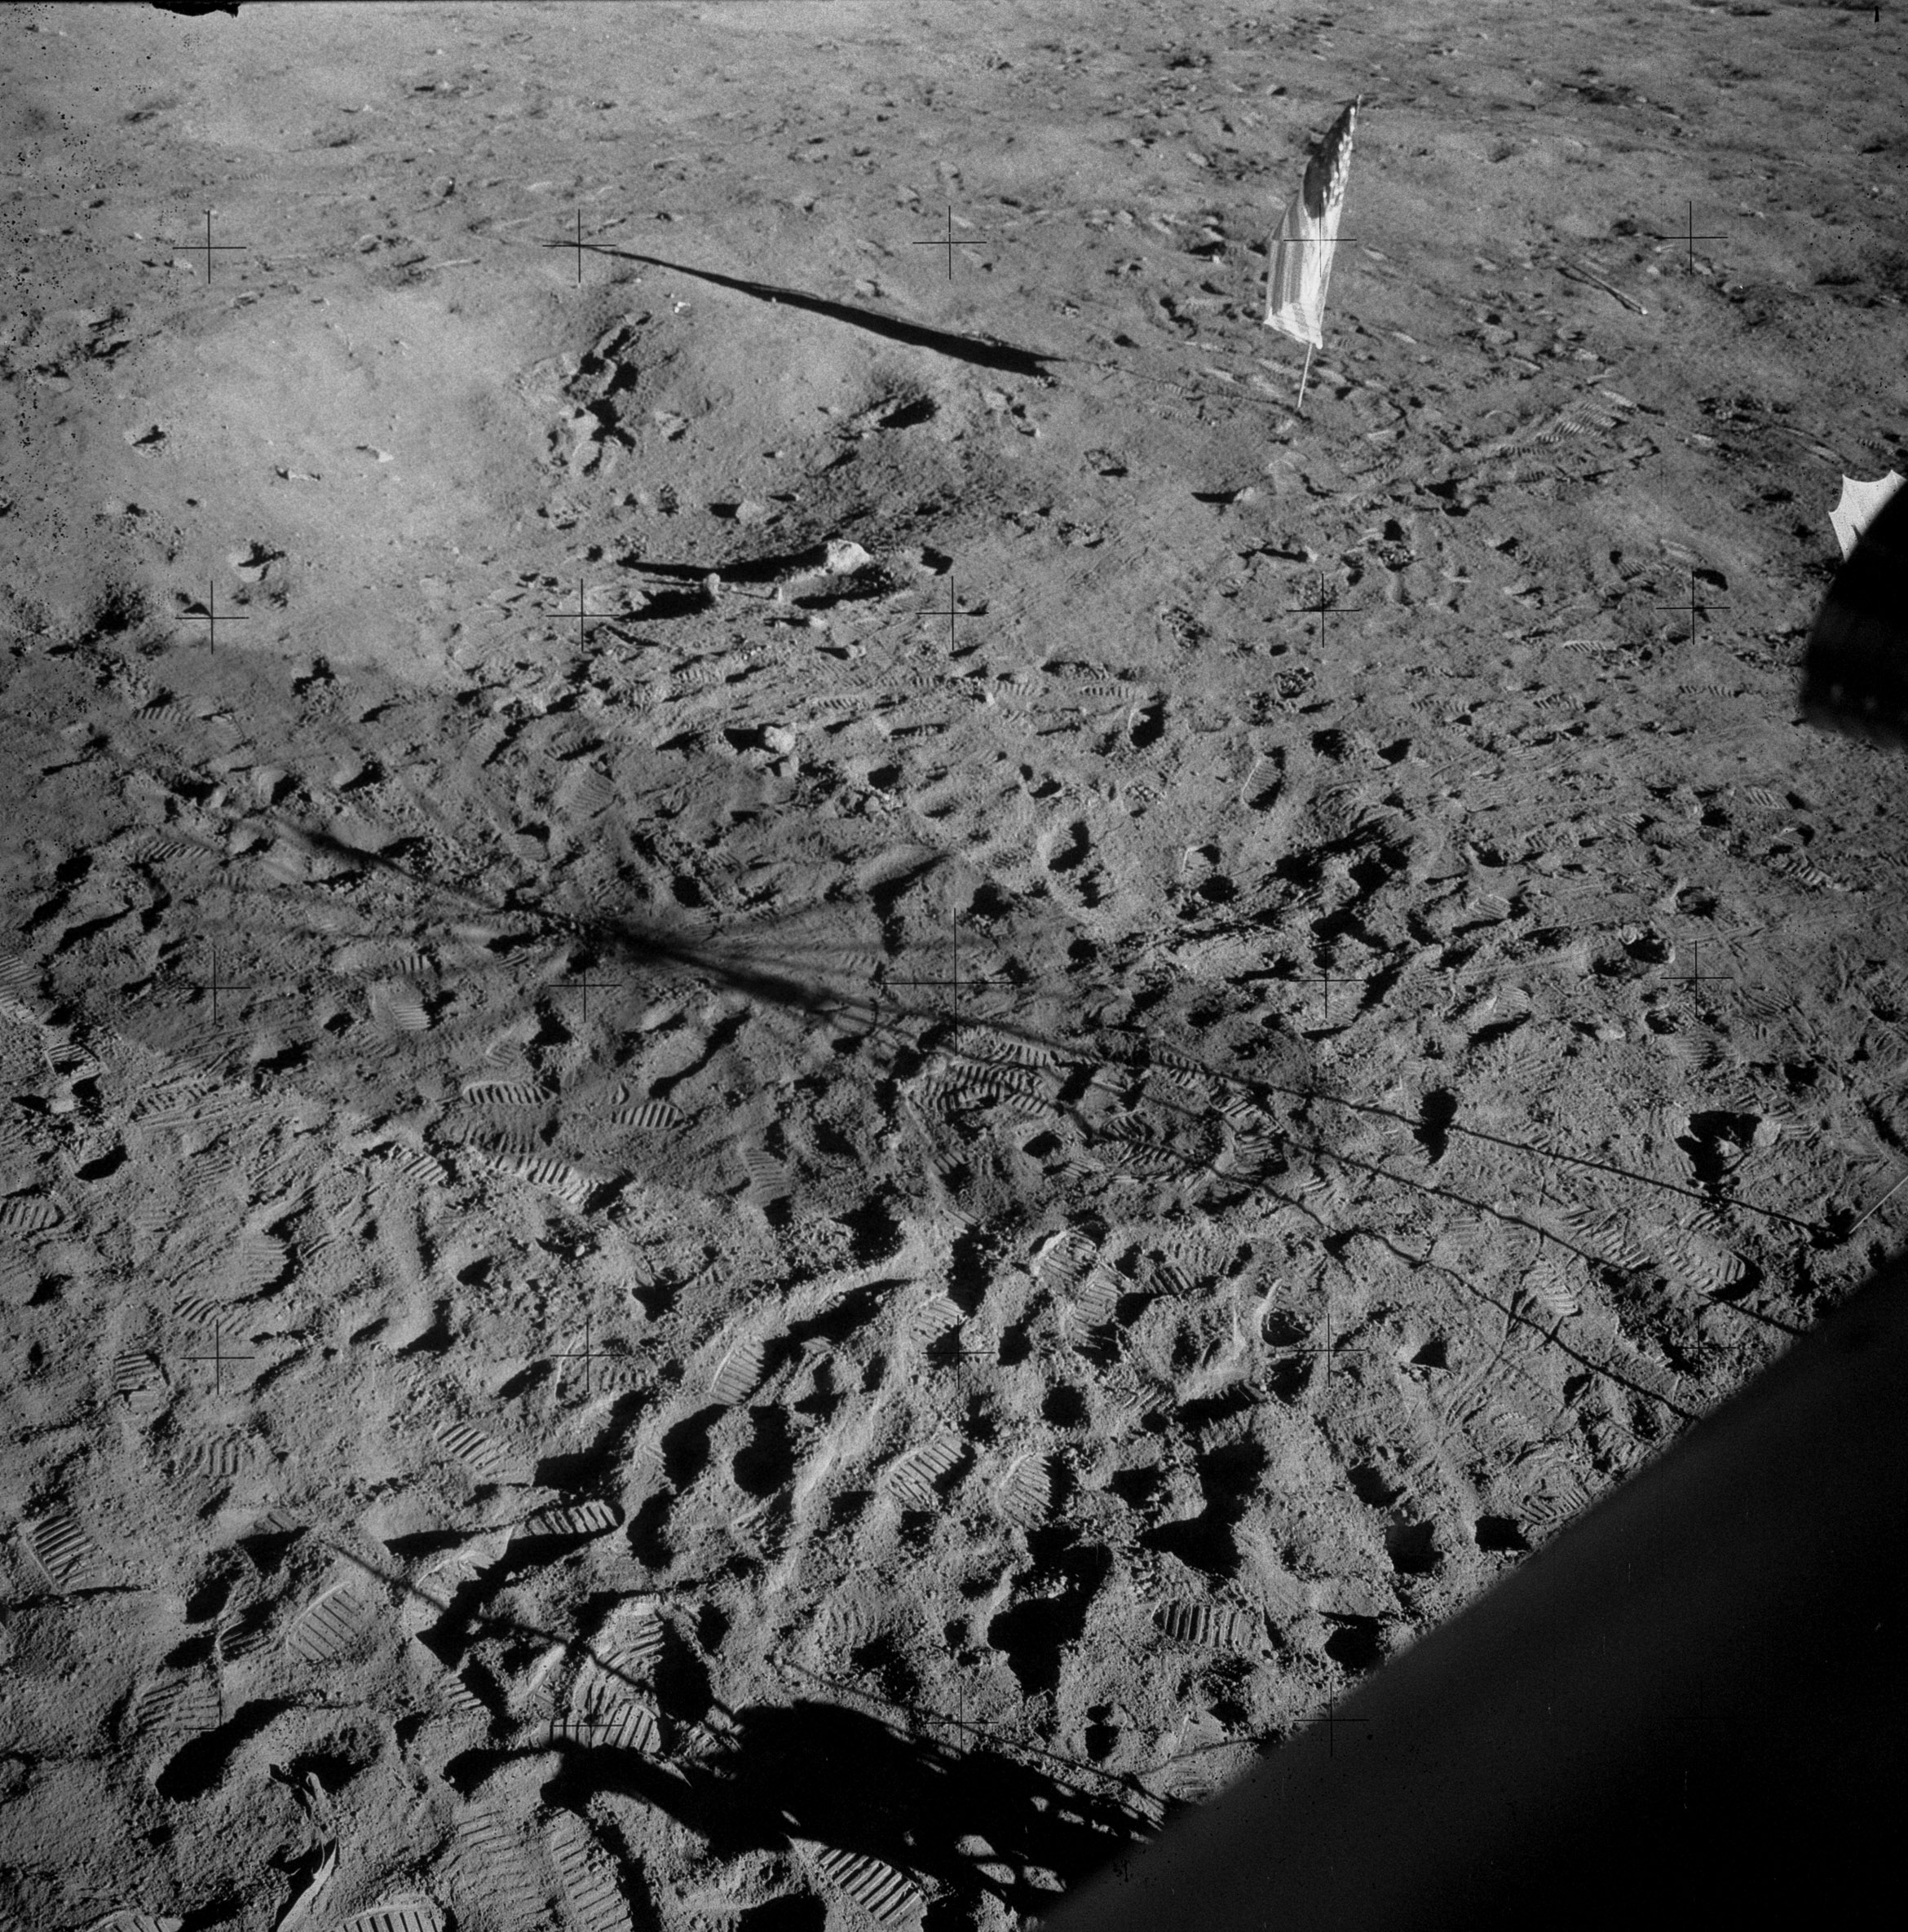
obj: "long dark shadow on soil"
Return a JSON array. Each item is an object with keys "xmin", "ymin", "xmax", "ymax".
[{"xmin": 571, "ymin": 245, "xmax": 1058, "ymax": 380}]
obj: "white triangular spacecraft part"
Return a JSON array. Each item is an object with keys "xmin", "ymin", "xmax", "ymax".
[{"xmin": 1830, "ymin": 470, "xmax": 1906, "ymax": 562}]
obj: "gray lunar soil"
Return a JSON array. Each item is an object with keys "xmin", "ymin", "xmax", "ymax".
[{"xmin": 0, "ymin": 4, "xmax": 1905, "ymax": 1930}]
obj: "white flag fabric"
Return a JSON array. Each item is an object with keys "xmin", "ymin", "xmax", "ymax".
[
  {"xmin": 1264, "ymin": 96, "xmax": 1360, "ymax": 351},
  {"xmin": 1830, "ymin": 471, "xmax": 1906, "ymax": 562}
]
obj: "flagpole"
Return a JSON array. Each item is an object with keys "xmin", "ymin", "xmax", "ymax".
[{"xmin": 1297, "ymin": 343, "xmax": 1314, "ymax": 410}]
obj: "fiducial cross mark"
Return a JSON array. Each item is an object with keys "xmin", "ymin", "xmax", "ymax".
[
  {"xmin": 1265, "ymin": 1299, "xmax": 1374, "ymax": 1393},
  {"xmin": 560, "ymin": 209, "xmax": 612, "ymax": 289},
  {"xmin": 1653, "ymin": 568, "xmax": 1728, "ymax": 648},
  {"xmin": 175, "ymin": 581, "xmax": 251, "ymax": 655},
  {"xmin": 1663, "ymin": 201, "xmax": 1725, "ymax": 274},
  {"xmin": 175, "ymin": 1322, "xmax": 256, "ymax": 1396},
  {"xmin": 549, "ymin": 1310, "xmax": 613, "ymax": 1399},
  {"xmin": 559, "ymin": 960, "xmax": 639, "ymax": 1025},
  {"xmin": 1663, "ymin": 939, "xmax": 1735, "ymax": 1005},
  {"xmin": 1287, "ymin": 1689, "xmax": 1375, "ymax": 1759},
  {"xmin": 1287, "ymin": 959, "xmax": 1374, "ymax": 1027},
  {"xmin": 156, "ymin": 210, "xmax": 248, "ymax": 285},
  {"xmin": 555, "ymin": 579, "xmax": 606, "ymax": 651},
  {"xmin": 925, "ymin": 578, "xmax": 984, "ymax": 655},
  {"xmin": 908, "ymin": 204, "xmax": 1004, "ymax": 282},
  {"xmin": 172, "ymin": 942, "xmax": 260, "ymax": 1025},
  {"xmin": 1285, "ymin": 571, "xmax": 1363, "ymax": 645}
]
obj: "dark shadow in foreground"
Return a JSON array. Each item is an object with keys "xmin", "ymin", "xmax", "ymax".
[{"xmin": 447, "ymin": 1693, "xmax": 1160, "ymax": 1926}]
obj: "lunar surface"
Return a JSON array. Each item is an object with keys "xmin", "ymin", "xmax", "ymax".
[{"xmin": 1, "ymin": 4, "xmax": 1904, "ymax": 1930}]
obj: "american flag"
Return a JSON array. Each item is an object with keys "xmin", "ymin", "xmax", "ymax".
[{"xmin": 1265, "ymin": 96, "xmax": 1361, "ymax": 351}]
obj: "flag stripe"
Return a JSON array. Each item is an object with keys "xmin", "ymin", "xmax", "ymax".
[{"xmin": 1265, "ymin": 99, "xmax": 1358, "ymax": 351}]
